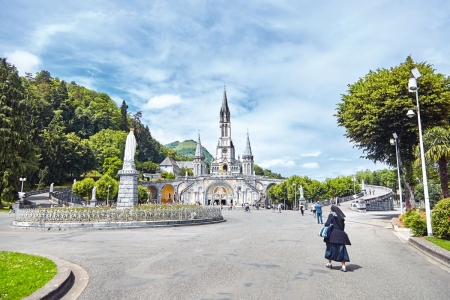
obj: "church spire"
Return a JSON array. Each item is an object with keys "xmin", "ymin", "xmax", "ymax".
[
  {"xmin": 243, "ymin": 131, "xmax": 253, "ymax": 158},
  {"xmin": 195, "ymin": 132, "xmax": 204, "ymax": 158},
  {"xmin": 220, "ymin": 86, "xmax": 230, "ymax": 123}
]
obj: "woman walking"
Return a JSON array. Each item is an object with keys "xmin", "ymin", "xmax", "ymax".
[{"xmin": 324, "ymin": 205, "xmax": 351, "ymax": 272}]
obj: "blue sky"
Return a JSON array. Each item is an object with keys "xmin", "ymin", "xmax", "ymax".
[{"xmin": 2, "ymin": 1, "xmax": 450, "ymax": 180}]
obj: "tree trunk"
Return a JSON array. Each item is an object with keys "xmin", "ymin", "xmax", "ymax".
[{"xmin": 438, "ymin": 156, "xmax": 449, "ymax": 198}]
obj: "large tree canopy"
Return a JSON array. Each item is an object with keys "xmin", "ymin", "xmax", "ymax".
[
  {"xmin": 0, "ymin": 58, "xmax": 40, "ymax": 201},
  {"xmin": 336, "ymin": 56, "xmax": 450, "ymax": 168}
]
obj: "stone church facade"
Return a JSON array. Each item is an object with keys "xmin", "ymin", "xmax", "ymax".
[{"xmin": 141, "ymin": 88, "xmax": 282, "ymax": 206}]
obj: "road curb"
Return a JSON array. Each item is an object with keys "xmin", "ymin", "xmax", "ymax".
[
  {"xmin": 409, "ymin": 237, "xmax": 450, "ymax": 268},
  {"xmin": 23, "ymin": 255, "xmax": 87, "ymax": 300}
]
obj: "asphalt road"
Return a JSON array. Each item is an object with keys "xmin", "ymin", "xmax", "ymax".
[{"xmin": 1, "ymin": 203, "xmax": 449, "ymax": 300}]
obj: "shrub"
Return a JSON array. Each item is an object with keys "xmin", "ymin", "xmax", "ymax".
[
  {"xmin": 400, "ymin": 209, "xmax": 427, "ymax": 236},
  {"xmin": 432, "ymin": 198, "xmax": 450, "ymax": 239}
]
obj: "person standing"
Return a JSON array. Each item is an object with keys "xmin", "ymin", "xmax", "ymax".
[
  {"xmin": 312, "ymin": 202, "xmax": 316, "ymax": 218},
  {"xmin": 278, "ymin": 203, "xmax": 282, "ymax": 213},
  {"xmin": 9, "ymin": 203, "xmax": 13, "ymax": 214},
  {"xmin": 324, "ymin": 205, "xmax": 351, "ymax": 272},
  {"xmin": 300, "ymin": 204, "xmax": 304, "ymax": 216},
  {"xmin": 315, "ymin": 201, "xmax": 323, "ymax": 224}
]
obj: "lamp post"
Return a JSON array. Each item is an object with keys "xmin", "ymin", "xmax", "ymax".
[
  {"xmin": 294, "ymin": 183, "xmax": 297, "ymax": 211},
  {"xmin": 19, "ymin": 178, "xmax": 26, "ymax": 193},
  {"xmin": 407, "ymin": 68, "xmax": 432, "ymax": 236},
  {"xmin": 107, "ymin": 185, "xmax": 111, "ymax": 206},
  {"xmin": 390, "ymin": 133, "xmax": 403, "ymax": 214}
]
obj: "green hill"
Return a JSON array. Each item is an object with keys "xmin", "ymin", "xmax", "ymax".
[{"xmin": 165, "ymin": 140, "xmax": 214, "ymax": 164}]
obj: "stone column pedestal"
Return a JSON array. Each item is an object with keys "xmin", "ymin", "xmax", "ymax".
[{"xmin": 117, "ymin": 169, "xmax": 139, "ymax": 209}]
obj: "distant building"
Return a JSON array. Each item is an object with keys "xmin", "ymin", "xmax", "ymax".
[{"xmin": 145, "ymin": 88, "xmax": 282, "ymax": 206}]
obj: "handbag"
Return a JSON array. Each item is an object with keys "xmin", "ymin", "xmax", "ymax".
[{"xmin": 318, "ymin": 223, "xmax": 333, "ymax": 238}]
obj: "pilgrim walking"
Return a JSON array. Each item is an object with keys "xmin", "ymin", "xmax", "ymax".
[{"xmin": 323, "ymin": 205, "xmax": 351, "ymax": 272}]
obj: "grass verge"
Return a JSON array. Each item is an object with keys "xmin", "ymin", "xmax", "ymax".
[
  {"xmin": 426, "ymin": 237, "xmax": 450, "ymax": 252},
  {"xmin": 0, "ymin": 251, "xmax": 57, "ymax": 300}
]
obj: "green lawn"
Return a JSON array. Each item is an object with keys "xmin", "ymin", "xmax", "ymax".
[
  {"xmin": 426, "ymin": 237, "xmax": 450, "ymax": 252},
  {"xmin": 0, "ymin": 251, "xmax": 57, "ymax": 300}
]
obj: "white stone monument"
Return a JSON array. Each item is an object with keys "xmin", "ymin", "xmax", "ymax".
[
  {"xmin": 90, "ymin": 186, "xmax": 97, "ymax": 206},
  {"xmin": 116, "ymin": 128, "xmax": 139, "ymax": 209}
]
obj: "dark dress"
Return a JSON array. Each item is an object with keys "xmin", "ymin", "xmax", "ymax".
[{"xmin": 323, "ymin": 213, "xmax": 351, "ymax": 262}]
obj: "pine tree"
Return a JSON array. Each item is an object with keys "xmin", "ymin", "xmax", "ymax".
[{"xmin": 0, "ymin": 58, "xmax": 40, "ymax": 202}]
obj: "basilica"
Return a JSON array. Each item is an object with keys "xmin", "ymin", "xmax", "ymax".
[{"xmin": 142, "ymin": 88, "xmax": 282, "ymax": 206}]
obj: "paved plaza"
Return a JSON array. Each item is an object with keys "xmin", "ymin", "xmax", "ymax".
[{"xmin": 1, "ymin": 202, "xmax": 449, "ymax": 300}]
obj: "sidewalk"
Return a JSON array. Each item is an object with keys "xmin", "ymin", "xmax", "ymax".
[{"xmin": 391, "ymin": 218, "xmax": 450, "ymax": 269}]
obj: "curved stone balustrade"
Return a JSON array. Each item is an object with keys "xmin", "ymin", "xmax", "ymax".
[{"xmin": 13, "ymin": 206, "xmax": 223, "ymax": 229}]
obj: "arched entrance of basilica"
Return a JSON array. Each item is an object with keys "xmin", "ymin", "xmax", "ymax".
[{"xmin": 205, "ymin": 184, "xmax": 234, "ymax": 206}]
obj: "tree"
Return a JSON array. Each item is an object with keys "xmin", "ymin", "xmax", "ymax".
[
  {"xmin": 336, "ymin": 56, "xmax": 450, "ymax": 206},
  {"xmin": 89, "ymin": 129, "xmax": 127, "ymax": 172},
  {"xmin": 138, "ymin": 185, "xmax": 148, "ymax": 204},
  {"xmin": 72, "ymin": 177, "xmax": 95, "ymax": 199},
  {"xmin": 142, "ymin": 161, "xmax": 160, "ymax": 174},
  {"xmin": 419, "ymin": 126, "xmax": 450, "ymax": 198},
  {"xmin": 95, "ymin": 174, "xmax": 118, "ymax": 201},
  {"xmin": 0, "ymin": 58, "xmax": 40, "ymax": 202},
  {"xmin": 254, "ymin": 164, "xmax": 264, "ymax": 176},
  {"xmin": 103, "ymin": 157, "xmax": 122, "ymax": 179},
  {"xmin": 178, "ymin": 167, "xmax": 193, "ymax": 176}
]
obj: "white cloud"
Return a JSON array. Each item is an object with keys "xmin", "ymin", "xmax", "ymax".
[
  {"xmin": 329, "ymin": 158, "xmax": 352, "ymax": 162},
  {"xmin": 143, "ymin": 94, "xmax": 182, "ymax": 110},
  {"xmin": 259, "ymin": 159, "xmax": 296, "ymax": 169},
  {"xmin": 301, "ymin": 152, "xmax": 321, "ymax": 157},
  {"xmin": 300, "ymin": 163, "xmax": 320, "ymax": 169},
  {"xmin": 4, "ymin": 50, "xmax": 41, "ymax": 75}
]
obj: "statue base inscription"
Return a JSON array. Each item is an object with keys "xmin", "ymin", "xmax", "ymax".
[{"xmin": 117, "ymin": 169, "xmax": 139, "ymax": 209}]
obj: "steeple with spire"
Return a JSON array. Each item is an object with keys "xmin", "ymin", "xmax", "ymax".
[
  {"xmin": 193, "ymin": 132, "xmax": 207, "ymax": 176},
  {"xmin": 242, "ymin": 131, "xmax": 254, "ymax": 175},
  {"xmin": 220, "ymin": 86, "xmax": 230, "ymax": 124}
]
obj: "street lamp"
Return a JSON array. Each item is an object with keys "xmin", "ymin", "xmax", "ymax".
[
  {"xmin": 107, "ymin": 185, "xmax": 111, "ymax": 206},
  {"xmin": 390, "ymin": 133, "xmax": 403, "ymax": 214},
  {"xmin": 294, "ymin": 183, "xmax": 296, "ymax": 211},
  {"xmin": 19, "ymin": 178, "xmax": 26, "ymax": 193},
  {"xmin": 407, "ymin": 68, "xmax": 433, "ymax": 236}
]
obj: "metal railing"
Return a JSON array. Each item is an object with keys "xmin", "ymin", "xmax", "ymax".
[{"xmin": 15, "ymin": 206, "xmax": 223, "ymax": 223}]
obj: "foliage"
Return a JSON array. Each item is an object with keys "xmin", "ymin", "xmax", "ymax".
[
  {"xmin": 178, "ymin": 167, "xmax": 193, "ymax": 176},
  {"xmin": 418, "ymin": 126, "xmax": 450, "ymax": 198},
  {"xmin": 103, "ymin": 157, "xmax": 122, "ymax": 179},
  {"xmin": 165, "ymin": 140, "xmax": 214, "ymax": 164},
  {"xmin": 266, "ymin": 174, "xmax": 358, "ymax": 206},
  {"xmin": 36, "ymin": 166, "xmax": 49, "ymax": 190},
  {"xmin": 414, "ymin": 180, "xmax": 442, "ymax": 206},
  {"xmin": 72, "ymin": 177, "xmax": 95, "ymax": 199},
  {"xmin": 431, "ymin": 198, "xmax": 450, "ymax": 238},
  {"xmin": 0, "ymin": 251, "xmax": 57, "ymax": 300},
  {"xmin": 89, "ymin": 129, "xmax": 127, "ymax": 172},
  {"xmin": 142, "ymin": 161, "xmax": 160, "ymax": 174},
  {"xmin": 0, "ymin": 58, "xmax": 40, "ymax": 201},
  {"xmin": 95, "ymin": 174, "xmax": 118, "ymax": 200},
  {"xmin": 137, "ymin": 185, "xmax": 148, "ymax": 204},
  {"xmin": 426, "ymin": 237, "xmax": 450, "ymax": 251},
  {"xmin": 336, "ymin": 56, "xmax": 450, "ymax": 205},
  {"xmin": 400, "ymin": 209, "xmax": 427, "ymax": 236},
  {"xmin": 160, "ymin": 172, "xmax": 176, "ymax": 180}
]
